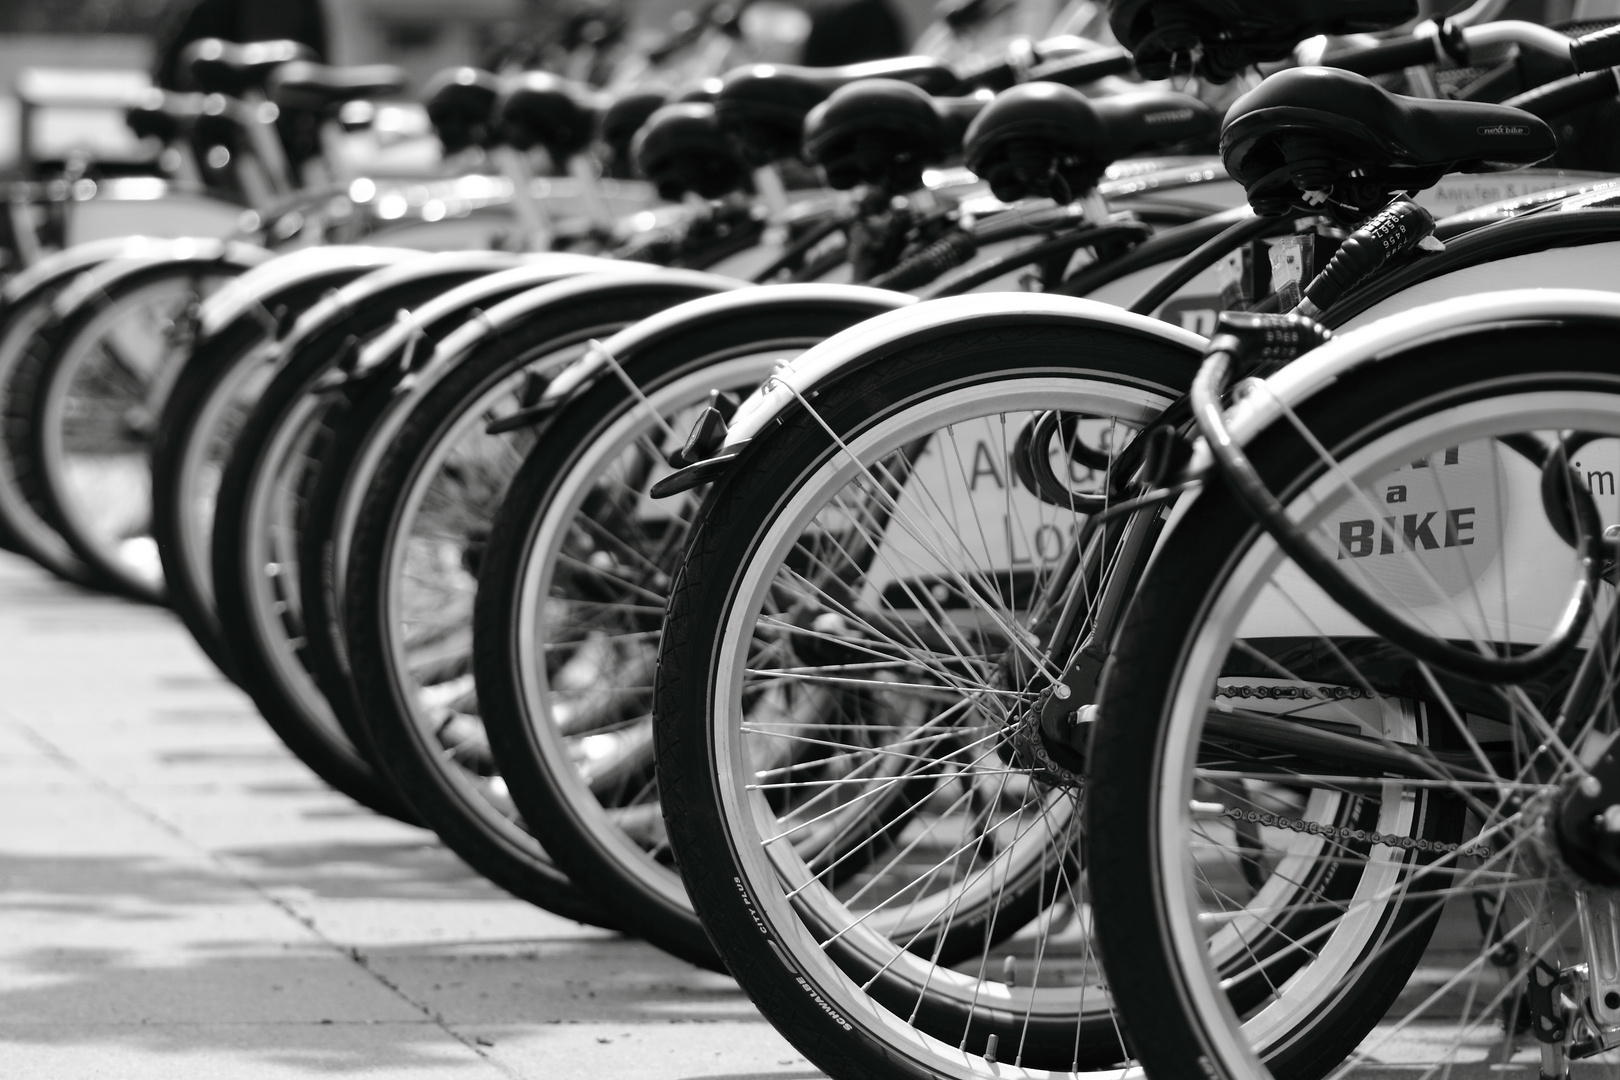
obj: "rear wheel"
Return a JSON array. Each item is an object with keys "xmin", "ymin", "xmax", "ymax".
[
  {"xmin": 479, "ymin": 302, "xmax": 896, "ymax": 968},
  {"xmin": 32, "ymin": 266, "xmax": 235, "ymax": 602},
  {"xmin": 1088, "ymin": 327, "xmax": 1620, "ymax": 1080},
  {"xmin": 343, "ymin": 283, "xmax": 721, "ymax": 923},
  {"xmin": 0, "ymin": 284, "xmax": 100, "ymax": 585},
  {"xmin": 656, "ymin": 321, "xmax": 1200, "ymax": 1078}
]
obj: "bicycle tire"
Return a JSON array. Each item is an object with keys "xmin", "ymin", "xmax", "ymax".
[
  {"xmin": 1087, "ymin": 325, "xmax": 1620, "ymax": 1080},
  {"xmin": 210, "ymin": 264, "xmax": 497, "ymax": 825},
  {"xmin": 0, "ymin": 284, "xmax": 99, "ymax": 586},
  {"xmin": 342, "ymin": 278, "xmax": 726, "ymax": 922},
  {"xmin": 151, "ymin": 260, "xmax": 394, "ymax": 680},
  {"xmin": 478, "ymin": 296, "xmax": 902, "ymax": 968},
  {"xmin": 656, "ymin": 317, "xmax": 1202, "ymax": 1079},
  {"xmin": 29, "ymin": 263, "xmax": 239, "ymax": 603}
]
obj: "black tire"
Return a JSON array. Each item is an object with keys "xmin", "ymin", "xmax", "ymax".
[
  {"xmin": 343, "ymin": 280, "xmax": 723, "ymax": 924},
  {"xmin": 293, "ymin": 264, "xmax": 576, "ymax": 769},
  {"xmin": 1086, "ymin": 327, "xmax": 1614, "ymax": 1080},
  {"xmin": 152, "ymin": 266, "xmax": 381, "ymax": 682},
  {"xmin": 655, "ymin": 318, "xmax": 1202, "ymax": 1079},
  {"xmin": 210, "ymin": 266, "xmax": 494, "ymax": 825},
  {"xmin": 478, "ymin": 299, "xmax": 897, "ymax": 969},
  {"xmin": 0, "ymin": 284, "xmax": 100, "ymax": 587},
  {"xmin": 29, "ymin": 262, "xmax": 240, "ymax": 603}
]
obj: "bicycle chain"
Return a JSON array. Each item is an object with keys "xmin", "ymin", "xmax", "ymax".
[{"xmin": 1223, "ymin": 806, "xmax": 1494, "ymax": 860}]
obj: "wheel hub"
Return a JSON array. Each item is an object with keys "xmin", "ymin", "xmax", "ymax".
[{"xmin": 1557, "ymin": 738, "xmax": 1620, "ymax": 887}]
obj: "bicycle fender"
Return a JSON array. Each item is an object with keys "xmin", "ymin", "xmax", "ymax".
[
  {"xmin": 198, "ymin": 245, "xmax": 424, "ymax": 342},
  {"xmin": 513, "ymin": 284, "xmax": 914, "ymax": 428},
  {"xmin": 406, "ymin": 267, "xmax": 744, "ymax": 392},
  {"xmin": 652, "ymin": 293, "xmax": 1207, "ymax": 495},
  {"xmin": 2, "ymin": 236, "xmax": 193, "ymax": 312},
  {"xmin": 1189, "ymin": 288, "xmax": 1620, "ymax": 475},
  {"xmin": 49, "ymin": 238, "xmax": 271, "ymax": 322},
  {"xmin": 344, "ymin": 253, "xmax": 622, "ymax": 383}
]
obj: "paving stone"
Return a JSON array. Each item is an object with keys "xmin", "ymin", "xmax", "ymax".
[{"xmin": 0, "ymin": 552, "xmax": 823, "ymax": 1078}]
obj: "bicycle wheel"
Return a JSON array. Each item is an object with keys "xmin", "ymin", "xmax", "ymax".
[
  {"xmin": 151, "ymin": 253, "xmax": 408, "ymax": 680},
  {"xmin": 478, "ymin": 293, "xmax": 902, "ymax": 968},
  {"xmin": 293, "ymin": 258, "xmax": 612, "ymax": 762},
  {"xmin": 30, "ymin": 263, "xmax": 237, "ymax": 602},
  {"xmin": 655, "ymin": 317, "xmax": 1201, "ymax": 1078},
  {"xmin": 1087, "ymin": 325, "xmax": 1620, "ymax": 1080},
  {"xmin": 344, "ymin": 276, "xmax": 725, "ymax": 921},
  {"xmin": 210, "ymin": 262, "xmax": 499, "ymax": 825},
  {"xmin": 0, "ymin": 284, "xmax": 96, "ymax": 584}
]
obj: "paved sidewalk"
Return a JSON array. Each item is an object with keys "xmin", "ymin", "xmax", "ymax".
[{"xmin": 0, "ymin": 552, "xmax": 819, "ymax": 1080}]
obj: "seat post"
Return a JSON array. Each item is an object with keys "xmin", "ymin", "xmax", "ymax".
[
  {"xmin": 493, "ymin": 145, "xmax": 555, "ymax": 252},
  {"xmin": 566, "ymin": 155, "xmax": 615, "ymax": 234},
  {"xmin": 316, "ymin": 115, "xmax": 356, "ymax": 188},
  {"xmin": 752, "ymin": 165, "xmax": 790, "ymax": 219},
  {"xmin": 239, "ymin": 92, "xmax": 296, "ymax": 197}
]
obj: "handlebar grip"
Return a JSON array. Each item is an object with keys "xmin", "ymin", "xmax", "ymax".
[
  {"xmin": 1025, "ymin": 48, "xmax": 1134, "ymax": 87},
  {"xmin": 1571, "ymin": 24, "xmax": 1620, "ymax": 74},
  {"xmin": 1321, "ymin": 35, "xmax": 1438, "ymax": 76},
  {"xmin": 955, "ymin": 58, "xmax": 1018, "ymax": 92},
  {"xmin": 1503, "ymin": 68, "xmax": 1620, "ymax": 120}
]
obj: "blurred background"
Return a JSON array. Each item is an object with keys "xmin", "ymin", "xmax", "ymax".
[
  {"xmin": 4, "ymin": 0, "xmax": 1592, "ymax": 179},
  {"xmin": 0, "ymin": 0, "xmax": 965, "ymax": 177}
]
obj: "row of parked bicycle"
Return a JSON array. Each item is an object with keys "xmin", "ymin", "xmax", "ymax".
[{"xmin": 7, "ymin": 0, "xmax": 1620, "ymax": 1076}]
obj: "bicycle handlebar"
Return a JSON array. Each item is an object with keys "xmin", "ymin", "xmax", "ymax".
[
  {"xmin": 958, "ymin": 43, "xmax": 1133, "ymax": 91},
  {"xmin": 1571, "ymin": 23, "xmax": 1620, "ymax": 73},
  {"xmin": 1024, "ymin": 48, "xmax": 1134, "ymax": 87},
  {"xmin": 1504, "ymin": 68, "xmax": 1620, "ymax": 119},
  {"xmin": 1321, "ymin": 18, "xmax": 1572, "ymax": 78},
  {"xmin": 1323, "ymin": 34, "xmax": 1443, "ymax": 76}
]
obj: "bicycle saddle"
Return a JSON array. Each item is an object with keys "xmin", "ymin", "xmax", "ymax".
[
  {"xmin": 602, "ymin": 89, "xmax": 669, "ymax": 175},
  {"xmin": 498, "ymin": 72, "xmax": 601, "ymax": 164},
  {"xmin": 422, "ymin": 68, "xmax": 500, "ymax": 154},
  {"xmin": 126, "ymin": 90, "xmax": 208, "ymax": 143},
  {"xmin": 267, "ymin": 62, "xmax": 409, "ymax": 113},
  {"xmin": 715, "ymin": 57, "xmax": 960, "ymax": 165},
  {"xmin": 183, "ymin": 39, "xmax": 316, "ymax": 96},
  {"xmin": 804, "ymin": 80, "xmax": 974, "ymax": 191},
  {"xmin": 632, "ymin": 102, "xmax": 750, "ymax": 201},
  {"xmin": 679, "ymin": 78, "xmax": 724, "ymax": 105},
  {"xmin": 1108, "ymin": 0, "xmax": 1416, "ymax": 81},
  {"xmin": 1222, "ymin": 67, "xmax": 1556, "ymax": 219},
  {"xmin": 965, "ymin": 82, "xmax": 1216, "ymax": 202}
]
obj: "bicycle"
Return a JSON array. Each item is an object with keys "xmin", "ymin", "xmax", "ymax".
[{"xmin": 641, "ymin": 24, "xmax": 1620, "ymax": 1080}]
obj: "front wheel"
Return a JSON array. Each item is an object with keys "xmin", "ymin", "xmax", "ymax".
[
  {"xmin": 1088, "ymin": 326, "xmax": 1620, "ymax": 1080},
  {"xmin": 656, "ymin": 318, "xmax": 1201, "ymax": 1079},
  {"xmin": 32, "ymin": 264, "xmax": 236, "ymax": 602}
]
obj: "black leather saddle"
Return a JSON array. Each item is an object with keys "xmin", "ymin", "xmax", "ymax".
[
  {"xmin": 803, "ymin": 80, "xmax": 985, "ymax": 191},
  {"xmin": 1223, "ymin": 67, "xmax": 1556, "ymax": 219},
  {"xmin": 498, "ymin": 73, "xmax": 601, "ymax": 164},
  {"xmin": 267, "ymin": 62, "xmax": 409, "ymax": 113},
  {"xmin": 126, "ymin": 90, "xmax": 209, "ymax": 143},
  {"xmin": 422, "ymin": 67, "xmax": 500, "ymax": 154},
  {"xmin": 601, "ymin": 89, "xmax": 669, "ymax": 175},
  {"xmin": 715, "ymin": 57, "xmax": 960, "ymax": 165},
  {"xmin": 632, "ymin": 102, "xmax": 750, "ymax": 201},
  {"xmin": 183, "ymin": 39, "xmax": 315, "ymax": 96},
  {"xmin": 679, "ymin": 79, "xmax": 724, "ymax": 105},
  {"xmin": 1108, "ymin": 0, "xmax": 1417, "ymax": 81},
  {"xmin": 965, "ymin": 82, "xmax": 1216, "ymax": 203}
]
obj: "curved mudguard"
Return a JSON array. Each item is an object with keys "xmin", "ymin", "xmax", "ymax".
[
  {"xmin": 656, "ymin": 291, "xmax": 1206, "ymax": 494},
  {"xmin": 405, "ymin": 267, "xmax": 748, "ymax": 392},
  {"xmin": 48, "ymin": 238, "xmax": 271, "ymax": 324},
  {"xmin": 1190, "ymin": 287, "xmax": 1620, "ymax": 470},
  {"xmin": 197, "ymin": 245, "xmax": 425, "ymax": 343}
]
